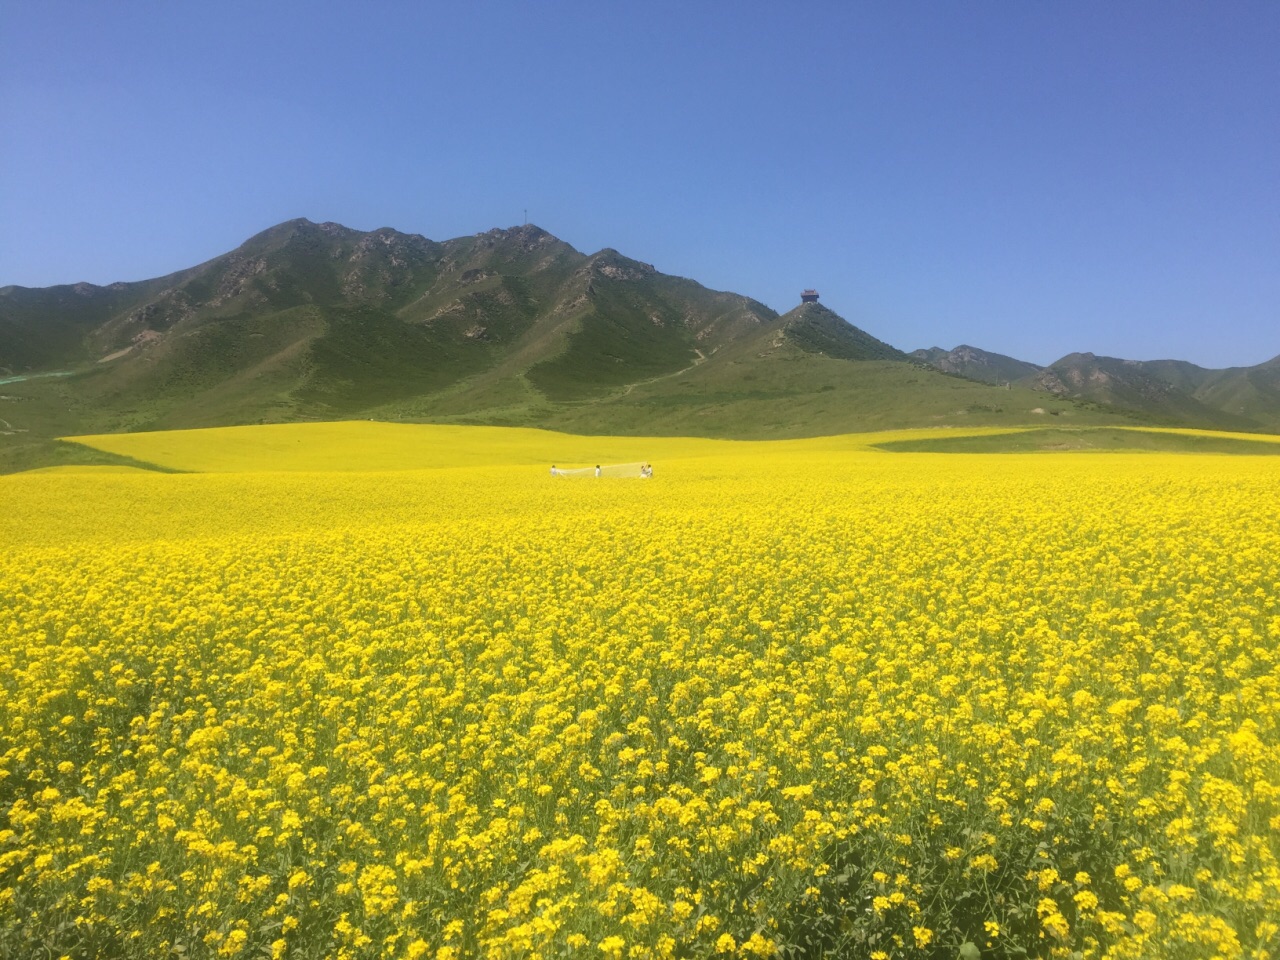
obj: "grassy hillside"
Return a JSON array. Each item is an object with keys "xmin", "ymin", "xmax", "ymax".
[
  {"xmin": 1021, "ymin": 352, "xmax": 1279, "ymax": 431},
  {"xmin": 0, "ymin": 221, "xmax": 794, "ymax": 445},
  {"xmin": 773, "ymin": 302, "xmax": 908, "ymax": 362},
  {"xmin": 537, "ymin": 338, "xmax": 1124, "ymax": 439},
  {"xmin": 911, "ymin": 344, "xmax": 1043, "ymax": 384},
  {"xmin": 913, "ymin": 345, "xmax": 1280, "ymax": 432},
  {"xmin": 9, "ymin": 218, "xmax": 1278, "ymax": 473},
  {"xmin": 1192, "ymin": 356, "xmax": 1280, "ymax": 428}
]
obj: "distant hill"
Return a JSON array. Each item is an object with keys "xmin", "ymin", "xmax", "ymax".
[
  {"xmin": 1024, "ymin": 352, "xmax": 1280, "ymax": 430},
  {"xmin": 910, "ymin": 345, "xmax": 1042, "ymax": 384},
  {"xmin": 912, "ymin": 343, "xmax": 1280, "ymax": 431},
  {"xmin": 3, "ymin": 217, "xmax": 1267, "ymax": 471}
]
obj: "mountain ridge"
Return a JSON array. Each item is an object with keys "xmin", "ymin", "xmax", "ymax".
[
  {"xmin": 2, "ymin": 218, "xmax": 1277, "ymax": 472},
  {"xmin": 912, "ymin": 344, "xmax": 1280, "ymax": 431},
  {"xmin": 909, "ymin": 344, "xmax": 1043, "ymax": 384}
]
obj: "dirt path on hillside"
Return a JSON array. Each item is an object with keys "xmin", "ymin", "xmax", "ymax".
[{"xmin": 614, "ymin": 348, "xmax": 707, "ymax": 399}]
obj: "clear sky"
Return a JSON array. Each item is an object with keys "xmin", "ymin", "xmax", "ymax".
[{"xmin": 3, "ymin": 1, "xmax": 1278, "ymax": 368}]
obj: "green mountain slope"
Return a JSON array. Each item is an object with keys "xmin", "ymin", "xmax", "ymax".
[
  {"xmin": 0, "ymin": 278, "xmax": 176, "ymax": 373},
  {"xmin": 913, "ymin": 342, "xmax": 1280, "ymax": 432},
  {"xmin": 772, "ymin": 302, "xmax": 909, "ymax": 362},
  {"xmin": 1022, "ymin": 352, "xmax": 1269, "ymax": 431},
  {"xmin": 542, "ymin": 353, "xmax": 1097, "ymax": 439},
  {"xmin": 1, "ymin": 217, "xmax": 1257, "ymax": 471},
  {"xmin": 911, "ymin": 344, "xmax": 1043, "ymax": 384},
  {"xmin": 1187, "ymin": 356, "xmax": 1280, "ymax": 429}
]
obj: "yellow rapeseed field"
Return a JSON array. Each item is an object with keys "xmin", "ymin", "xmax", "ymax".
[{"xmin": 1, "ymin": 424, "xmax": 1278, "ymax": 959}]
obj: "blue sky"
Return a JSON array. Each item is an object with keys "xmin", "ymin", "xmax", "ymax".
[{"xmin": 3, "ymin": 1, "xmax": 1277, "ymax": 367}]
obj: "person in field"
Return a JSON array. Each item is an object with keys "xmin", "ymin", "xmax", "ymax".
[
  {"xmin": 550, "ymin": 465, "xmax": 558, "ymax": 477},
  {"xmin": 595, "ymin": 465, "xmax": 601, "ymax": 477}
]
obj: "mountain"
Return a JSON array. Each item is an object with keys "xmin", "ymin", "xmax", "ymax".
[
  {"xmin": 777, "ymin": 302, "xmax": 909, "ymax": 362},
  {"xmin": 1023, "ymin": 352, "xmax": 1280, "ymax": 430},
  {"xmin": 1192, "ymin": 355, "xmax": 1280, "ymax": 428},
  {"xmin": 910, "ymin": 345, "xmax": 1042, "ymax": 385},
  {"xmin": 0, "ymin": 278, "xmax": 175, "ymax": 375},
  {"xmin": 911, "ymin": 342, "xmax": 1280, "ymax": 431},
  {"xmin": 1, "ymin": 219, "xmax": 789, "ymax": 427},
  {"xmin": 0, "ymin": 218, "xmax": 1244, "ymax": 470}
]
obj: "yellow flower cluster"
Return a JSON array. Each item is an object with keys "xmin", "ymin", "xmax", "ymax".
[{"xmin": 1, "ymin": 426, "xmax": 1278, "ymax": 960}]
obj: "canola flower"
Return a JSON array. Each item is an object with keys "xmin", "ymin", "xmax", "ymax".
[{"xmin": 1, "ymin": 425, "xmax": 1278, "ymax": 959}]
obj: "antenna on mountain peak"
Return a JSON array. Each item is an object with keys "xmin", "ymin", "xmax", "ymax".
[{"xmin": 524, "ymin": 209, "xmax": 528, "ymax": 226}]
